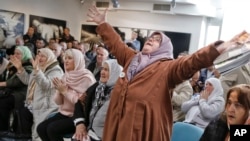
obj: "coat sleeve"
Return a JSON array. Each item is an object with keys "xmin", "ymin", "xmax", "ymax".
[
  {"xmin": 167, "ymin": 45, "xmax": 220, "ymax": 89},
  {"xmin": 96, "ymin": 23, "xmax": 136, "ymax": 67},
  {"xmin": 6, "ymin": 64, "xmax": 33, "ymax": 87},
  {"xmin": 34, "ymin": 67, "xmax": 63, "ymax": 90},
  {"xmin": 181, "ymin": 96, "xmax": 200, "ymax": 113},
  {"xmin": 199, "ymin": 97, "xmax": 225, "ymax": 119}
]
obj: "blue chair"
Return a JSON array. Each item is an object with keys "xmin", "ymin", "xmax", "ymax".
[{"xmin": 171, "ymin": 122, "xmax": 204, "ymax": 141}]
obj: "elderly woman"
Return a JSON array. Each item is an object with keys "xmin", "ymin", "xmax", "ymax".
[
  {"xmin": 182, "ymin": 77, "xmax": 225, "ymax": 129},
  {"xmin": 72, "ymin": 59, "xmax": 122, "ymax": 141},
  {"xmin": 11, "ymin": 48, "xmax": 64, "ymax": 140},
  {"xmin": 0, "ymin": 46, "xmax": 33, "ymax": 131},
  {"xmin": 200, "ymin": 84, "xmax": 250, "ymax": 141},
  {"xmin": 37, "ymin": 49, "xmax": 96, "ymax": 141}
]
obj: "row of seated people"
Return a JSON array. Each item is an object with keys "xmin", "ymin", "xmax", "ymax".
[
  {"xmin": 0, "ymin": 41, "xmax": 112, "ymax": 141},
  {"xmin": 1, "ymin": 24, "xmax": 250, "ymax": 141},
  {"xmin": 1, "ymin": 43, "xmax": 250, "ymax": 141}
]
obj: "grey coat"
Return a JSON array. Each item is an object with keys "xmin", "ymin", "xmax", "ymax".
[{"xmin": 17, "ymin": 62, "xmax": 64, "ymax": 141}]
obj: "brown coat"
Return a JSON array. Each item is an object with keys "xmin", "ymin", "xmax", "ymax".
[{"xmin": 96, "ymin": 23, "xmax": 220, "ymax": 141}]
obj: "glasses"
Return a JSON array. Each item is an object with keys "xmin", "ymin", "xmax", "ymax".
[{"xmin": 147, "ymin": 36, "xmax": 162, "ymax": 43}]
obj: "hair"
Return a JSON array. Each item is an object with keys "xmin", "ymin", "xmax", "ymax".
[
  {"xmin": 222, "ymin": 84, "xmax": 250, "ymax": 121},
  {"xmin": 96, "ymin": 46, "xmax": 109, "ymax": 57},
  {"xmin": 64, "ymin": 48, "xmax": 73, "ymax": 59}
]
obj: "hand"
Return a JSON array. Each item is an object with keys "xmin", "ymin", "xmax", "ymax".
[
  {"xmin": 216, "ymin": 31, "xmax": 249, "ymax": 53},
  {"xmin": 32, "ymin": 55, "xmax": 40, "ymax": 70},
  {"xmin": 74, "ymin": 124, "xmax": 87, "ymax": 141},
  {"xmin": 52, "ymin": 77, "xmax": 67, "ymax": 95},
  {"xmin": 9, "ymin": 55, "xmax": 23, "ymax": 73},
  {"xmin": 200, "ymin": 90, "xmax": 209, "ymax": 100},
  {"xmin": 79, "ymin": 93, "xmax": 87, "ymax": 103},
  {"xmin": 86, "ymin": 5, "xmax": 108, "ymax": 25}
]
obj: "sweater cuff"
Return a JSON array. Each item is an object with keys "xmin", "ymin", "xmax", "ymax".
[{"xmin": 74, "ymin": 118, "xmax": 85, "ymax": 126}]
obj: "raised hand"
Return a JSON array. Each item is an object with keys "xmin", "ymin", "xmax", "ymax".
[
  {"xmin": 32, "ymin": 55, "xmax": 40, "ymax": 71},
  {"xmin": 52, "ymin": 77, "xmax": 68, "ymax": 95},
  {"xmin": 86, "ymin": 5, "xmax": 108, "ymax": 25},
  {"xmin": 9, "ymin": 55, "xmax": 23, "ymax": 73},
  {"xmin": 216, "ymin": 31, "xmax": 249, "ymax": 53}
]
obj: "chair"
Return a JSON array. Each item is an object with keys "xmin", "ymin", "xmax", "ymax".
[{"xmin": 171, "ymin": 122, "xmax": 204, "ymax": 141}]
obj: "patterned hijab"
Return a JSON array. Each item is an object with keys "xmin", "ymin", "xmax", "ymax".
[
  {"xmin": 127, "ymin": 31, "xmax": 173, "ymax": 81},
  {"xmin": 95, "ymin": 59, "xmax": 122, "ymax": 107},
  {"xmin": 62, "ymin": 49, "xmax": 96, "ymax": 94}
]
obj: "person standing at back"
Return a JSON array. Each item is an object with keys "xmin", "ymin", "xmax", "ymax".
[{"xmin": 85, "ymin": 5, "xmax": 249, "ymax": 141}]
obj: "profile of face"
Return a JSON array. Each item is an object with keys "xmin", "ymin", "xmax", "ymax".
[
  {"xmin": 226, "ymin": 91, "xmax": 248, "ymax": 125},
  {"xmin": 204, "ymin": 82, "xmax": 214, "ymax": 94},
  {"xmin": 100, "ymin": 62, "xmax": 110, "ymax": 83},
  {"xmin": 64, "ymin": 54, "xmax": 75, "ymax": 72},
  {"xmin": 37, "ymin": 52, "xmax": 48, "ymax": 67},
  {"xmin": 142, "ymin": 34, "xmax": 162, "ymax": 54},
  {"xmin": 14, "ymin": 49, "xmax": 23, "ymax": 61},
  {"xmin": 96, "ymin": 47, "xmax": 108, "ymax": 65}
]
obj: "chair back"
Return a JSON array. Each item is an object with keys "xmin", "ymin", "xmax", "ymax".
[{"xmin": 171, "ymin": 122, "xmax": 204, "ymax": 141}]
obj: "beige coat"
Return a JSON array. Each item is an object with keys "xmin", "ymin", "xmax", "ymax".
[
  {"xmin": 172, "ymin": 80, "xmax": 193, "ymax": 122},
  {"xmin": 97, "ymin": 23, "xmax": 220, "ymax": 141}
]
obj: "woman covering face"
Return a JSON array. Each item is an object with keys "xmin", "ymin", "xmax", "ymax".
[{"xmin": 182, "ymin": 77, "xmax": 225, "ymax": 129}]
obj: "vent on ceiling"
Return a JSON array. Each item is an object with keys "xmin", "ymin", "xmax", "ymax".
[
  {"xmin": 153, "ymin": 4, "xmax": 171, "ymax": 11},
  {"xmin": 96, "ymin": 1, "xmax": 110, "ymax": 8}
]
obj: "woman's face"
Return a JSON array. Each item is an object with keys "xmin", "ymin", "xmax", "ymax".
[
  {"xmin": 226, "ymin": 91, "xmax": 248, "ymax": 125},
  {"xmin": 142, "ymin": 34, "xmax": 161, "ymax": 54},
  {"xmin": 204, "ymin": 82, "xmax": 214, "ymax": 94},
  {"xmin": 100, "ymin": 63, "xmax": 109, "ymax": 83},
  {"xmin": 64, "ymin": 55, "xmax": 75, "ymax": 71},
  {"xmin": 14, "ymin": 49, "xmax": 22, "ymax": 61},
  {"xmin": 38, "ymin": 52, "xmax": 48, "ymax": 67}
]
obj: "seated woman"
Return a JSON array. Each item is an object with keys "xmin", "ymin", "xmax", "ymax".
[
  {"xmin": 0, "ymin": 46, "xmax": 33, "ymax": 131},
  {"xmin": 72, "ymin": 59, "xmax": 122, "ymax": 141},
  {"xmin": 37, "ymin": 48, "xmax": 96, "ymax": 141},
  {"xmin": 200, "ymin": 84, "xmax": 250, "ymax": 141},
  {"xmin": 181, "ymin": 77, "xmax": 225, "ymax": 129},
  {"xmin": 11, "ymin": 48, "xmax": 64, "ymax": 140},
  {"xmin": 172, "ymin": 80, "xmax": 193, "ymax": 122}
]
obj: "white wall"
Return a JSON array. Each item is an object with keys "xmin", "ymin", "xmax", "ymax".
[
  {"xmin": 0, "ymin": 0, "xmax": 207, "ymax": 53},
  {"xmin": 221, "ymin": 0, "xmax": 250, "ymax": 40}
]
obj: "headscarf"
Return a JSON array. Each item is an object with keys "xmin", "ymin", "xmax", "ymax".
[
  {"xmin": 95, "ymin": 59, "xmax": 123, "ymax": 107},
  {"xmin": 127, "ymin": 31, "xmax": 173, "ymax": 81},
  {"xmin": 205, "ymin": 77, "xmax": 224, "ymax": 103},
  {"xmin": 37, "ymin": 48, "xmax": 58, "ymax": 72},
  {"xmin": 62, "ymin": 49, "xmax": 96, "ymax": 94},
  {"xmin": 15, "ymin": 46, "xmax": 33, "ymax": 62}
]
